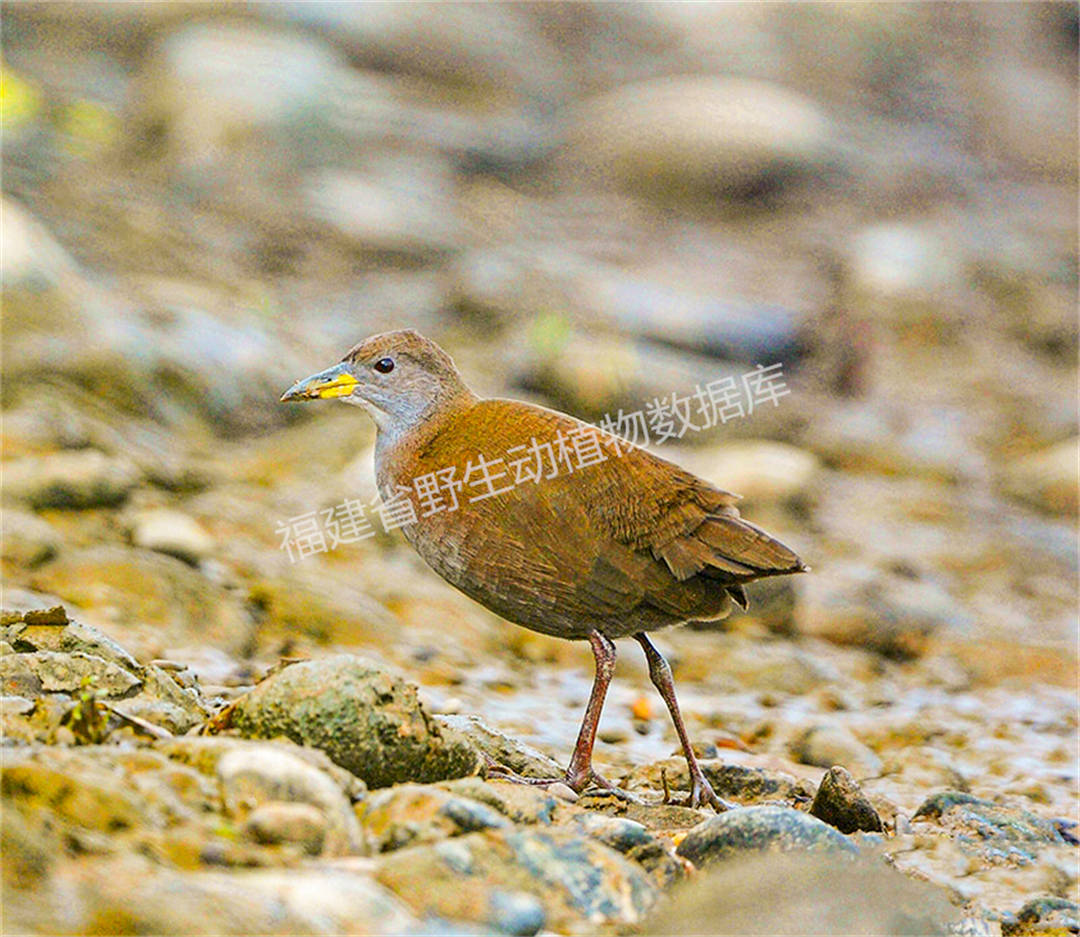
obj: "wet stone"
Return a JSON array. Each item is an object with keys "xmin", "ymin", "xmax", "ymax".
[
  {"xmin": 676, "ymin": 805, "xmax": 858, "ymax": 868},
  {"xmin": 809, "ymin": 766, "xmax": 884, "ymax": 833},
  {"xmin": 223, "ymin": 655, "xmax": 481, "ymax": 789}
]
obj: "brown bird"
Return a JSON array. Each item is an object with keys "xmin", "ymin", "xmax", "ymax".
[{"xmin": 282, "ymin": 329, "xmax": 806, "ymax": 809}]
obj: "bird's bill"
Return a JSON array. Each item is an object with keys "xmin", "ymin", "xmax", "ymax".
[{"xmin": 280, "ymin": 363, "xmax": 358, "ymax": 401}]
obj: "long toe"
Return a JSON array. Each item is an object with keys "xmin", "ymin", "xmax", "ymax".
[{"xmin": 687, "ymin": 776, "xmax": 733, "ymax": 812}]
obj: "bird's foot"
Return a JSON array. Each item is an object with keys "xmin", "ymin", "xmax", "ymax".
[
  {"xmin": 677, "ymin": 771, "xmax": 733, "ymax": 812},
  {"xmin": 482, "ymin": 758, "xmax": 638, "ymax": 802}
]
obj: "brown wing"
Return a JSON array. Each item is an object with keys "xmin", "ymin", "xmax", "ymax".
[{"xmin": 390, "ymin": 398, "xmax": 805, "ymax": 629}]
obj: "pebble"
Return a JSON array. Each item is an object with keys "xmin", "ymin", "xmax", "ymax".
[
  {"xmin": 676, "ymin": 805, "xmax": 858, "ymax": 867},
  {"xmin": 809, "ymin": 766, "xmax": 884, "ymax": 834}
]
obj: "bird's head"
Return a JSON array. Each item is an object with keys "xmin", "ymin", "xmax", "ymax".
[{"xmin": 280, "ymin": 329, "xmax": 473, "ymax": 435}]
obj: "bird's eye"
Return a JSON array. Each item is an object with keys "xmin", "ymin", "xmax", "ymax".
[{"xmin": 373, "ymin": 357, "xmax": 395, "ymax": 374}]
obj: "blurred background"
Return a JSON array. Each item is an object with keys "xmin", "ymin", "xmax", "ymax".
[{"xmin": 2, "ymin": 2, "xmax": 1077, "ymax": 931}]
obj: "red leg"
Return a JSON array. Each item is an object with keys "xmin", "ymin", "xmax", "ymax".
[
  {"xmin": 635, "ymin": 633, "xmax": 730, "ymax": 811},
  {"xmin": 484, "ymin": 630, "xmax": 618, "ymax": 793}
]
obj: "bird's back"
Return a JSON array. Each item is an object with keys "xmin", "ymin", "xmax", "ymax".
[{"xmin": 377, "ymin": 397, "xmax": 804, "ymax": 639}]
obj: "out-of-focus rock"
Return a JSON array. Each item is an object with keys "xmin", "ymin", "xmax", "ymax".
[
  {"xmin": 246, "ymin": 573, "xmax": 399, "ymax": 648},
  {"xmin": 243, "ymin": 802, "xmax": 328, "ymax": 855},
  {"xmin": 708, "ymin": 641, "xmax": 836, "ymax": 695},
  {"xmin": 675, "ymin": 441, "xmax": 820, "ymax": 505},
  {"xmin": 217, "ymin": 745, "xmax": 364, "ymax": 856},
  {"xmin": 980, "ymin": 64, "xmax": 1078, "ymax": 181},
  {"xmin": 133, "ymin": 22, "xmax": 346, "ymax": 171},
  {"xmin": 435, "ymin": 714, "xmax": 564, "ymax": 781},
  {"xmin": 790, "ymin": 725, "xmax": 883, "ymax": 778},
  {"xmin": 999, "ymin": 437, "xmax": 1079, "ymax": 516},
  {"xmin": 455, "ymin": 253, "xmax": 809, "ymax": 364},
  {"xmin": 3, "ymin": 450, "xmax": 141, "ymax": 510},
  {"xmin": 130, "ymin": 508, "xmax": 214, "ymax": 564},
  {"xmin": 565, "ymin": 77, "xmax": 836, "ymax": 200},
  {"xmin": 0, "ymin": 197, "xmax": 79, "ymax": 290},
  {"xmin": 264, "ymin": 2, "xmax": 570, "ymax": 104},
  {"xmin": 29, "ymin": 546, "xmax": 252, "ymax": 652},
  {"xmin": 375, "ymin": 827, "xmax": 658, "ymax": 933},
  {"xmin": 1, "ymin": 509, "xmax": 61, "ymax": 567},
  {"xmin": 303, "ymin": 156, "xmax": 464, "ymax": 257},
  {"xmin": 357, "ymin": 782, "xmax": 511, "ymax": 852},
  {"xmin": 647, "ymin": 849, "xmax": 957, "ymax": 935},
  {"xmin": 9, "ymin": 853, "xmax": 421, "ymax": 936},
  {"xmin": 1002, "ymin": 897, "xmax": 1080, "ymax": 937},
  {"xmin": 584, "ymin": 271, "xmax": 809, "ymax": 364},
  {"xmin": 795, "ymin": 563, "xmax": 975, "ymax": 660},
  {"xmin": 223, "ymin": 655, "xmax": 481, "ymax": 788},
  {"xmin": 516, "ymin": 328, "xmax": 748, "ymax": 424},
  {"xmin": 809, "ymin": 766, "xmax": 884, "ymax": 834},
  {"xmin": 849, "ymin": 223, "xmax": 965, "ymax": 312},
  {"xmin": 156, "ymin": 735, "xmax": 367, "ymax": 802},
  {"xmin": 675, "ymin": 805, "xmax": 857, "ymax": 868}
]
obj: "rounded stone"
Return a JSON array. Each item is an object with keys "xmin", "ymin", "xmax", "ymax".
[
  {"xmin": 227, "ymin": 655, "xmax": 480, "ymax": 789},
  {"xmin": 676, "ymin": 805, "xmax": 857, "ymax": 867}
]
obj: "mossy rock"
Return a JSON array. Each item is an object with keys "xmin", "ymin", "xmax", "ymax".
[{"xmin": 225, "ymin": 655, "xmax": 481, "ymax": 789}]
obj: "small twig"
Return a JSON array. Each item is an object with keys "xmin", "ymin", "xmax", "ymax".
[
  {"xmin": 102, "ymin": 703, "xmax": 173, "ymax": 741},
  {"xmin": 660, "ymin": 766, "xmax": 672, "ymax": 805}
]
